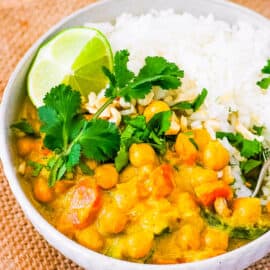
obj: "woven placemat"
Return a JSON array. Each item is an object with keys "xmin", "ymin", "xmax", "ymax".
[{"xmin": 0, "ymin": 0, "xmax": 269, "ymax": 269}]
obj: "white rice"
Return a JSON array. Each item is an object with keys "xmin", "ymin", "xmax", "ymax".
[{"xmin": 85, "ymin": 10, "xmax": 270, "ymax": 198}]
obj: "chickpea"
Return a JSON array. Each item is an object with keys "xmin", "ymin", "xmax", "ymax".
[
  {"xmin": 202, "ymin": 140, "xmax": 230, "ymax": 170},
  {"xmin": 33, "ymin": 176, "xmax": 54, "ymax": 203},
  {"xmin": 203, "ymin": 227, "xmax": 229, "ymax": 250},
  {"xmin": 175, "ymin": 133, "xmax": 198, "ymax": 165},
  {"xmin": 75, "ymin": 226, "xmax": 104, "ymax": 252},
  {"xmin": 193, "ymin": 129, "xmax": 211, "ymax": 151},
  {"xmin": 214, "ymin": 197, "xmax": 231, "ymax": 218},
  {"xmin": 54, "ymin": 180, "xmax": 74, "ymax": 195},
  {"xmin": 143, "ymin": 100, "xmax": 170, "ymax": 122},
  {"xmin": 232, "ymin": 198, "xmax": 261, "ymax": 226},
  {"xmin": 176, "ymin": 224, "xmax": 201, "ymax": 250},
  {"xmin": 95, "ymin": 164, "xmax": 119, "ymax": 189},
  {"xmin": 120, "ymin": 165, "xmax": 137, "ymax": 183},
  {"xmin": 124, "ymin": 231, "xmax": 153, "ymax": 259},
  {"xmin": 190, "ymin": 166, "xmax": 217, "ymax": 188},
  {"xmin": 152, "ymin": 164, "xmax": 174, "ymax": 198},
  {"xmin": 174, "ymin": 192, "xmax": 199, "ymax": 218},
  {"xmin": 98, "ymin": 206, "xmax": 128, "ymax": 234},
  {"xmin": 129, "ymin": 143, "xmax": 156, "ymax": 167},
  {"xmin": 138, "ymin": 164, "xmax": 155, "ymax": 180},
  {"xmin": 16, "ymin": 137, "xmax": 36, "ymax": 157}
]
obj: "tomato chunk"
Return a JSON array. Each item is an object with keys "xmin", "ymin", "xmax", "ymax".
[
  {"xmin": 194, "ymin": 181, "xmax": 232, "ymax": 206},
  {"xmin": 152, "ymin": 164, "xmax": 175, "ymax": 198},
  {"xmin": 59, "ymin": 178, "xmax": 102, "ymax": 232}
]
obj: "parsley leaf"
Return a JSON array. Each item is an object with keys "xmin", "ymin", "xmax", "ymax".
[
  {"xmin": 171, "ymin": 88, "xmax": 208, "ymax": 112},
  {"xmin": 11, "ymin": 119, "xmax": 36, "ymax": 136},
  {"xmin": 257, "ymin": 59, "xmax": 270, "ymax": 90}
]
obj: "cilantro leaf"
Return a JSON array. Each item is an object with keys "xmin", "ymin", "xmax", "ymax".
[
  {"xmin": 193, "ymin": 88, "xmax": 208, "ymax": 111},
  {"xmin": 257, "ymin": 59, "xmax": 270, "ymax": 90},
  {"xmin": 171, "ymin": 88, "xmax": 208, "ymax": 112},
  {"xmin": 38, "ymin": 84, "xmax": 81, "ymax": 151},
  {"xmin": 115, "ymin": 146, "xmax": 130, "ymax": 172},
  {"xmin": 252, "ymin": 125, "xmax": 264, "ymax": 136},
  {"xmin": 11, "ymin": 119, "xmax": 36, "ymax": 136},
  {"xmin": 79, "ymin": 119, "xmax": 120, "ymax": 162},
  {"xmin": 114, "ymin": 50, "xmax": 135, "ymax": 88},
  {"xmin": 66, "ymin": 143, "xmax": 81, "ymax": 169},
  {"xmin": 103, "ymin": 50, "xmax": 184, "ymax": 102},
  {"xmin": 134, "ymin": 56, "xmax": 184, "ymax": 90},
  {"xmin": 216, "ymin": 131, "xmax": 262, "ymax": 159},
  {"xmin": 114, "ymin": 125, "xmax": 136, "ymax": 171},
  {"xmin": 147, "ymin": 111, "xmax": 172, "ymax": 136},
  {"xmin": 262, "ymin": 59, "xmax": 270, "ymax": 74},
  {"xmin": 27, "ymin": 160, "xmax": 43, "ymax": 177},
  {"xmin": 171, "ymin": 101, "xmax": 193, "ymax": 111},
  {"xmin": 257, "ymin": 77, "xmax": 270, "ymax": 90},
  {"xmin": 240, "ymin": 159, "xmax": 262, "ymax": 174},
  {"xmin": 241, "ymin": 139, "xmax": 262, "ymax": 158},
  {"xmin": 115, "ymin": 111, "xmax": 171, "ymax": 171}
]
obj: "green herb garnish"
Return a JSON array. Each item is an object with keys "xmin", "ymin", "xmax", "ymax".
[
  {"xmin": 36, "ymin": 50, "xmax": 184, "ymax": 186},
  {"xmin": 216, "ymin": 132, "xmax": 262, "ymax": 159},
  {"xmin": 115, "ymin": 111, "xmax": 172, "ymax": 171},
  {"xmin": 257, "ymin": 59, "xmax": 270, "ymax": 90},
  {"xmin": 11, "ymin": 119, "xmax": 36, "ymax": 136},
  {"xmin": 201, "ymin": 208, "xmax": 269, "ymax": 240},
  {"xmin": 171, "ymin": 88, "xmax": 208, "ymax": 112},
  {"xmin": 27, "ymin": 160, "xmax": 43, "ymax": 177},
  {"xmin": 38, "ymin": 84, "xmax": 120, "ymax": 187}
]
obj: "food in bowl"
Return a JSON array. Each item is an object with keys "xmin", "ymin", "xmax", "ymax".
[{"xmin": 11, "ymin": 10, "xmax": 270, "ymax": 264}]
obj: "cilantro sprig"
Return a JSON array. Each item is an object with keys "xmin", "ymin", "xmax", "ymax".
[
  {"xmin": 38, "ymin": 85, "xmax": 120, "ymax": 186},
  {"xmin": 257, "ymin": 59, "xmax": 270, "ymax": 90},
  {"xmin": 115, "ymin": 111, "xmax": 172, "ymax": 171},
  {"xmin": 94, "ymin": 50, "xmax": 184, "ymax": 118},
  {"xmin": 32, "ymin": 49, "xmax": 184, "ymax": 186}
]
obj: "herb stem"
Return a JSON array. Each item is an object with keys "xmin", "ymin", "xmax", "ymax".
[{"xmin": 92, "ymin": 97, "xmax": 115, "ymax": 120}]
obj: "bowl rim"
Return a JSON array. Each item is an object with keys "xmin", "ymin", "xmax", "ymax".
[{"xmin": 1, "ymin": 0, "xmax": 270, "ymax": 269}]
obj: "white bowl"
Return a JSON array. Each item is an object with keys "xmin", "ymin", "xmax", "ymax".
[{"xmin": 1, "ymin": 0, "xmax": 270, "ymax": 269}]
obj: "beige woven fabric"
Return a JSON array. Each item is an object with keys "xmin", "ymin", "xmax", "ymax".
[{"xmin": 0, "ymin": 0, "xmax": 269, "ymax": 269}]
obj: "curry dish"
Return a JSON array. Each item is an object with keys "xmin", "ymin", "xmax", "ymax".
[
  {"xmin": 11, "ymin": 23, "xmax": 270, "ymax": 264},
  {"xmin": 13, "ymin": 97, "xmax": 270, "ymax": 264}
]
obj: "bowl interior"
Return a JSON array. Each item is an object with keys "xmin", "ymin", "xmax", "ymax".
[{"xmin": 1, "ymin": 0, "xmax": 270, "ymax": 270}]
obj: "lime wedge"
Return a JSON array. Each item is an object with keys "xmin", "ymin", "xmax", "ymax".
[{"xmin": 27, "ymin": 27, "xmax": 113, "ymax": 107}]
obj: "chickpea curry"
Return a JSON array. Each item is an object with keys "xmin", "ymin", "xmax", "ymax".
[{"xmin": 12, "ymin": 48, "xmax": 270, "ymax": 264}]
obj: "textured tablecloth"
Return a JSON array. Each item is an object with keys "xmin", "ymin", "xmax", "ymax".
[{"xmin": 0, "ymin": 0, "xmax": 270, "ymax": 269}]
